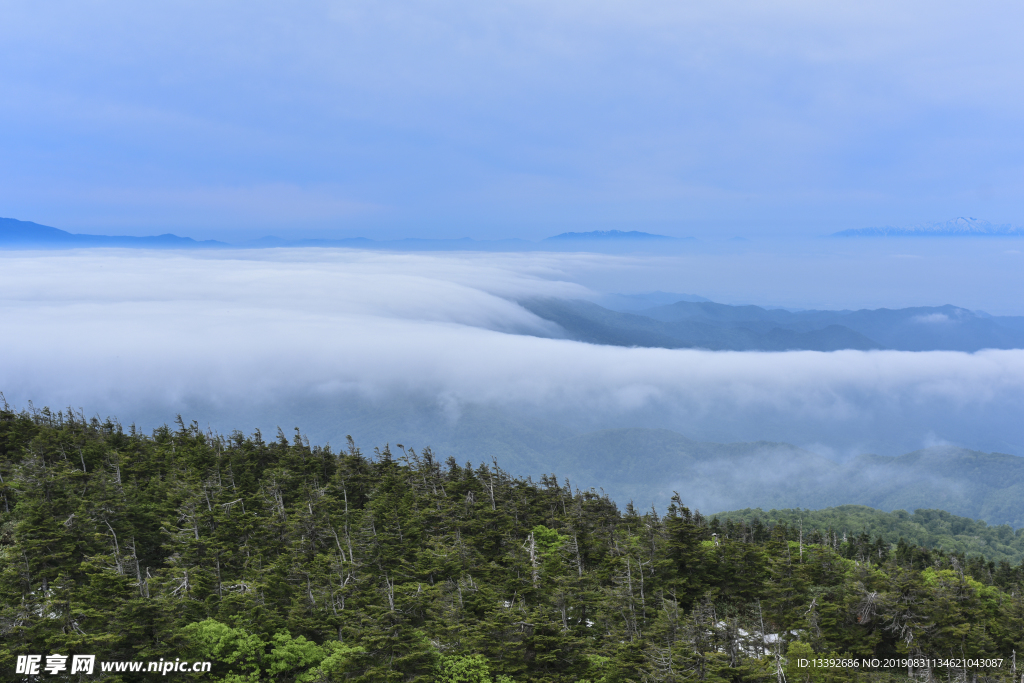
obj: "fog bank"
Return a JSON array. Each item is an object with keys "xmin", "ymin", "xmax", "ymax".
[{"xmin": 2, "ymin": 248, "xmax": 1024, "ymax": 460}]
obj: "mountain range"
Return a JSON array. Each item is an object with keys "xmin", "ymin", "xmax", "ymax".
[
  {"xmin": 0, "ymin": 217, "xmax": 228, "ymax": 248},
  {"xmin": 424, "ymin": 419, "xmax": 1024, "ymax": 528},
  {"xmin": 7, "ymin": 215, "xmax": 1024, "ymax": 247},
  {"xmin": 557, "ymin": 430, "xmax": 1024, "ymax": 528},
  {"xmin": 834, "ymin": 216, "xmax": 1024, "ymax": 237},
  {"xmin": 543, "ymin": 229, "xmax": 684, "ymax": 241},
  {"xmin": 522, "ymin": 297, "xmax": 1024, "ymax": 352},
  {"xmin": 0, "ymin": 217, "xmax": 687, "ymax": 251}
]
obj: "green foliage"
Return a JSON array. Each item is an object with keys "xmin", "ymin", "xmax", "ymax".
[
  {"xmin": 183, "ymin": 619, "xmax": 265, "ymax": 681},
  {"xmin": 717, "ymin": 504, "xmax": 1024, "ymax": 564},
  {"xmin": 435, "ymin": 654, "xmax": 495, "ymax": 682},
  {"xmin": 183, "ymin": 618, "xmax": 362, "ymax": 682},
  {"xmin": 3, "ymin": 404, "xmax": 1024, "ymax": 682},
  {"xmin": 267, "ymin": 632, "xmax": 332, "ymax": 682},
  {"xmin": 530, "ymin": 524, "xmax": 566, "ymax": 555}
]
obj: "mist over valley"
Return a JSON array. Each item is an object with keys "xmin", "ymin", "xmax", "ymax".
[{"xmin": 4, "ymin": 245, "xmax": 1024, "ymax": 523}]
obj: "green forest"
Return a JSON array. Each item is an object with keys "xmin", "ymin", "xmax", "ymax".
[
  {"xmin": 4, "ymin": 403, "xmax": 1024, "ymax": 682},
  {"xmin": 716, "ymin": 506, "xmax": 1024, "ymax": 565}
]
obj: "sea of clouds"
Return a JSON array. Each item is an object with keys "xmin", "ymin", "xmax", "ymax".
[{"xmin": 2, "ymin": 247, "xmax": 1024, "ymax": 460}]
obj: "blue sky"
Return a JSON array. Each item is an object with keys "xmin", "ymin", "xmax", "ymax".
[{"xmin": 3, "ymin": 1, "xmax": 1024, "ymax": 241}]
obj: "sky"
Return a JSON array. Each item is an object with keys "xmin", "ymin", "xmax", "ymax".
[{"xmin": 3, "ymin": 1, "xmax": 1024, "ymax": 241}]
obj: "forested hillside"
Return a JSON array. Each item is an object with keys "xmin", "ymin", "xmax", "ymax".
[
  {"xmin": 4, "ymin": 403, "xmax": 1024, "ymax": 682},
  {"xmin": 716, "ymin": 506, "xmax": 1024, "ymax": 564}
]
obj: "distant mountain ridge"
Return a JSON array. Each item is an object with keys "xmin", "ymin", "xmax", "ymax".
[
  {"xmin": 0, "ymin": 216, "xmax": 692, "ymax": 251},
  {"xmin": 834, "ymin": 216, "xmax": 1024, "ymax": 237},
  {"xmin": 387, "ymin": 411, "xmax": 1024, "ymax": 527},
  {"xmin": 595, "ymin": 291, "xmax": 712, "ymax": 311},
  {"xmin": 543, "ymin": 229, "xmax": 680, "ymax": 241},
  {"xmin": 522, "ymin": 297, "xmax": 1024, "ymax": 352},
  {"xmin": 542, "ymin": 429, "xmax": 1024, "ymax": 527},
  {"xmin": 0, "ymin": 217, "xmax": 228, "ymax": 248}
]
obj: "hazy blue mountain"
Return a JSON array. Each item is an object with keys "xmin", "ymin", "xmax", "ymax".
[
  {"xmin": 0, "ymin": 216, "xmax": 228, "ymax": 248},
  {"xmin": 547, "ymin": 429, "xmax": 841, "ymax": 513},
  {"xmin": 543, "ymin": 429, "xmax": 1024, "ymax": 527},
  {"xmin": 521, "ymin": 298, "xmax": 882, "ymax": 351},
  {"xmin": 535, "ymin": 230, "xmax": 698, "ymax": 252},
  {"xmin": 544, "ymin": 229, "xmax": 678, "ymax": 241},
  {"xmin": 834, "ymin": 216, "xmax": 1024, "ymax": 237},
  {"xmin": 642, "ymin": 300, "xmax": 811, "ymax": 324},
  {"xmin": 0, "ymin": 220, "xmax": 534, "ymax": 252},
  {"xmin": 813, "ymin": 306, "xmax": 1024, "ymax": 351},
  {"xmin": 595, "ymin": 291, "xmax": 712, "ymax": 312},
  {"xmin": 639, "ymin": 300, "xmax": 1024, "ymax": 351},
  {"xmin": 990, "ymin": 315, "xmax": 1024, "ymax": 333},
  {"xmin": 243, "ymin": 235, "xmax": 379, "ymax": 248},
  {"xmin": 242, "ymin": 234, "xmax": 688, "ymax": 251},
  {"xmin": 2, "ymin": 216, "xmax": 693, "ymax": 252},
  {"xmin": 367, "ymin": 408, "xmax": 1024, "ymax": 527}
]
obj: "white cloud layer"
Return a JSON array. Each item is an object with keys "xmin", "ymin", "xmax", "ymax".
[{"xmin": 2, "ymin": 249, "xmax": 1023, "ymax": 457}]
